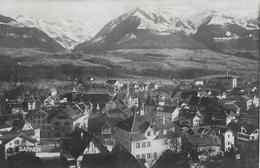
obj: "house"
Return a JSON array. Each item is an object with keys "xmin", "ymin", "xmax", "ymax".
[
  {"xmin": 80, "ymin": 143, "xmax": 145, "ymax": 168},
  {"xmin": 237, "ymin": 123, "xmax": 258, "ymax": 142},
  {"xmin": 156, "ymin": 106, "xmax": 176, "ymax": 125},
  {"xmin": 12, "ymin": 119, "xmax": 40, "ymax": 142},
  {"xmin": 171, "ymin": 89, "xmax": 197, "ymax": 104},
  {"xmin": 207, "ymin": 75, "xmax": 237, "ymax": 89},
  {"xmin": 88, "ymin": 113, "xmax": 123, "ymax": 135},
  {"xmin": 187, "ymin": 135, "xmax": 221, "ymax": 158},
  {"xmin": 31, "ymin": 109, "xmax": 53, "ymax": 138},
  {"xmin": 194, "ymin": 80, "xmax": 204, "ymax": 86},
  {"xmin": 151, "ymin": 150, "xmax": 189, "ymax": 168},
  {"xmin": 0, "ymin": 130, "xmax": 39, "ymax": 160},
  {"xmin": 178, "ymin": 110, "xmax": 194, "ymax": 127},
  {"xmin": 241, "ymin": 95, "xmax": 259, "ymax": 110},
  {"xmin": 208, "ymin": 126, "xmax": 235, "ymax": 152},
  {"xmin": 106, "ymin": 80, "xmax": 123, "ymax": 92},
  {"xmin": 114, "ymin": 113, "xmax": 171, "ymax": 164},
  {"xmin": 127, "ymin": 92, "xmax": 139, "ymax": 108},
  {"xmin": 166, "ymin": 131, "xmax": 182, "ymax": 153},
  {"xmin": 60, "ymin": 128, "xmax": 109, "ymax": 168},
  {"xmin": 223, "ymin": 102, "xmax": 241, "ymax": 115},
  {"xmin": 188, "ymin": 96, "xmax": 212, "ymax": 112},
  {"xmin": 49, "ymin": 103, "xmax": 91, "ymax": 138},
  {"xmin": 43, "ymin": 96, "xmax": 56, "ymax": 106}
]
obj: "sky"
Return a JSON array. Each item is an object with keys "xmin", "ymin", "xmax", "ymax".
[{"xmin": 0, "ymin": 0, "xmax": 259, "ymax": 25}]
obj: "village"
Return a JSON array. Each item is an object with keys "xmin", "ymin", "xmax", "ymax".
[{"xmin": 0, "ymin": 72, "xmax": 259, "ymax": 168}]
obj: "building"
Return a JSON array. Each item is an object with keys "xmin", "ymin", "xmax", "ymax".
[
  {"xmin": 60, "ymin": 128, "xmax": 109, "ymax": 168},
  {"xmin": 31, "ymin": 109, "xmax": 53, "ymax": 138},
  {"xmin": 155, "ymin": 106, "xmax": 176, "ymax": 125},
  {"xmin": 80, "ymin": 143, "xmax": 144, "ymax": 168},
  {"xmin": 0, "ymin": 130, "xmax": 38, "ymax": 160},
  {"xmin": 237, "ymin": 124, "xmax": 258, "ymax": 142},
  {"xmin": 187, "ymin": 135, "xmax": 221, "ymax": 158},
  {"xmin": 114, "ymin": 113, "xmax": 172, "ymax": 163},
  {"xmin": 50, "ymin": 103, "xmax": 91, "ymax": 138},
  {"xmin": 208, "ymin": 126, "xmax": 235, "ymax": 152}
]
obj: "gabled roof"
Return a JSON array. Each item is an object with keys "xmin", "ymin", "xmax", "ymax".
[
  {"xmin": 81, "ymin": 142, "xmax": 144, "ymax": 168},
  {"xmin": 0, "ymin": 129, "xmax": 37, "ymax": 145},
  {"xmin": 67, "ymin": 128, "xmax": 108, "ymax": 158},
  {"xmin": 151, "ymin": 150, "xmax": 189, "ymax": 168},
  {"xmin": 88, "ymin": 114, "xmax": 123, "ymax": 135}
]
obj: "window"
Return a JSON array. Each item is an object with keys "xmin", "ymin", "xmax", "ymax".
[
  {"xmin": 153, "ymin": 152, "xmax": 157, "ymax": 158},
  {"xmin": 164, "ymin": 139, "xmax": 168, "ymax": 145},
  {"xmin": 147, "ymin": 131, "xmax": 151, "ymax": 136},
  {"xmin": 228, "ymin": 142, "xmax": 230, "ymax": 145},
  {"xmin": 141, "ymin": 142, "xmax": 146, "ymax": 148},
  {"xmin": 136, "ymin": 142, "xmax": 140, "ymax": 149},
  {"xmin": 228, "ymin": 134, "xmax": 230, "ymax": 138},
  {"xmin": 147, "ymin": 153, "xmax": 151, "ymax": 159},
  {"xmin": 14, "ymin": 140, "xmax": 19, "ymax": 145},
  {"xmin": 147, "ymin": 141, "xmax": 151, "ymax": 147},
  {"xmin": 136, "ymin": 154, "xmax": 140, "ymax": 159},
  {"xmin": 141, "ymin": 154, "xmax": 145, "ymax": 159}
]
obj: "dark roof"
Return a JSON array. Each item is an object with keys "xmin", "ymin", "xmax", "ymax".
[
  {"xmin": 88, "ymin": 114, "xmax": 123, "ymax": 135},
  {"xmin": 106, "ymin": 80, "xmax": 118, "ymax": 85},
  {"xmin": 162, "ymin": 106, "xmax": 176, "ymax": 113},
  {"xmin": 0, "ymin": 129, "xmax": 37, "ymax": 145},
  {"xmin": 151, "ymin": 150, "xmax": 189, "ymax": 168},
  {"xmin": 106, "ymin": 108, "xmax": 128, "ymax": 118},
  {"xmin": 116, "ymin": 115, "xmax": 135, "ymax": 132},
  {"xmin": 81, "ymin": 143, "xmax": 144, "ymax": 168},
  {"xmin": 188, "ymin": 135, "xmax": 220, "ymax": 147},
  {"xmin": 66, "ymin": 128, "xmax": 108, "ymax": 158}
]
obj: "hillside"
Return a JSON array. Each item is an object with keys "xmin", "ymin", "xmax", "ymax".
[{"xmin": 0, "ymin": 14, "xmax": 65, "ymax": 52}]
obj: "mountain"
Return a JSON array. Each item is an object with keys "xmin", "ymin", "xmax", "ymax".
[
  {"xmin": 192, "ymin": 10, "xmax": 259, "ymax": 51},
  {"xmin": 74, "ymin": 7, "xmax": 259, "ymax": 54},
  {"xmin": 0, "ymin": 14, "xmax": 65, "ymax": 52},
  {"xmin": 16, "ymin": 15, "xmax": 100, "ymax": 50},
  {"xmin": 73, "ymin": 7, "xmax": 206, "ymax": 53}
]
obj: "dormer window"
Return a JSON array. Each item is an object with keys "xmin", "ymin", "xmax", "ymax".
[{"xmin": 147, "ymin": 131, "xmax": 151, "ymax": 136}]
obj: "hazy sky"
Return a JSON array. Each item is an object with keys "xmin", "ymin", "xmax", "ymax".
[{"xmin": 0, "ymin": 0, "xmax": 259, "ymax": 24}]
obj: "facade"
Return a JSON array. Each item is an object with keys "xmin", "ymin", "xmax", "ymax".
[
  {"xmin": 51, "ymin": 103, "xmax": 91, "ymax": 138},
  {"xmin": 208, "ymin": 127, "xmax": 235, "ymax": 152},
  {"xmin": 114, "ymin": 114, "xmax": 173, "ymax": 163},
  {"xmin": 31, "ymin": 109, "xmax": 53, "ymax": 138},
  {"xmin": 0, "ymin": 132, "xmax": 38, "ymax": 160},
  {"xmin": 237, "ymin": 125, "xmax": 259, "ymax": 142},
  {"xmin": 60, "ymin": 128, "xmax": 108, "ymax": 168}
]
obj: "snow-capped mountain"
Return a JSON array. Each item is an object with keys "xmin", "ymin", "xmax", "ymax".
[
  {"xmin": 0, "ymin": 14, "xmax": 65, "ymax": 52},
  {"xmin": 74, "ymin": 7, "xmax": 259, "ymax": 53},
  {"xmin": 16, "ymin": 15, "xmax": 100, "ymax": 50},
  {"xmin": 74, "ymin": 7, "xmax": 206, "ymax": 53}
]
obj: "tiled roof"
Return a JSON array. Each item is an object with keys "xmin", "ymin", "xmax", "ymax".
[
  {"xmin": 67, "ymin": 128, "xmax": 108, "ymax": 158},
  {"xmin": 188, "ymin": 135, "xmax": 220, "ymax": 147},
  {"xmin": 0, "ymin": 129, "xmax": 37, "ymax": 145},
  {"xmin": 81, "ymin": 143, "xmax": 144, "ymax": 168}
]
